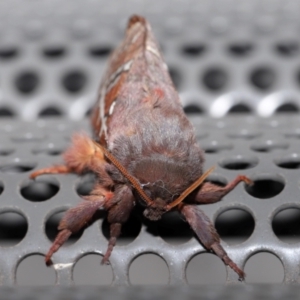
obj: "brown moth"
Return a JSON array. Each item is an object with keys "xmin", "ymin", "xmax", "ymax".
[{"xmin": 30, "ymin": 15, "xmax": 252, "ymax": 279}]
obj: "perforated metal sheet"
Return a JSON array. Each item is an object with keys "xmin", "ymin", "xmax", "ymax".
[
  {"xmin": 0, "ymin": 0, "xmax": 300, "ymax": 292},
  {"xmin": 0, "ymin": 0, "xmax": 300, "ymax": 119},
  {"xmin": 0, "ymin": 116, "xmax": 299, "ymax": 286}
]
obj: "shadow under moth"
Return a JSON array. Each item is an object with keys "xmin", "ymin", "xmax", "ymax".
[{"xmin": 30, "ymin": 15, "xmax": 252, "ymax": 280}]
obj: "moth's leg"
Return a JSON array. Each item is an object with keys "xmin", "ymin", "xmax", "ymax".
[
  {"xmin": 45, "ymin": 191, "xmax": 109, "ymax": 264},
  {"xmin": 30, "ymin": 165, "xmax": 72, "ymax": 179},
  {"xmin": 179, "ymin": 204, "xmax": 245, "ymax": 280},
  {"xmin": 30, "ymin": 133, "xmax": 106, "ymax": 179},
  {"xmin": 102, "ymin": 185, "xmax": 135, "ymax": 264},
  {"xmin": 192, "ymin": 175, "xmax": 252, "ymax": 204}
]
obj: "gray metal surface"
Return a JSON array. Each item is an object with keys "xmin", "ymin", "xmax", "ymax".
[
  {"xmin": 1, "ymin": 285, "xmax": 300, "ymax": 300},
  {"xmin": 0, "ymin": 0, "xmax": 300, "ymax": 119},
  {"xmin": 0, "ymin": 0, "xmax": 300, "ymax": 295},
  {"xmin": 0, "ymin": 116, "xmax": 299, "ymax": 286}
]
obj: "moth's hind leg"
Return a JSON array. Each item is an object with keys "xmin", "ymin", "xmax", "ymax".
[
  {"xmin": 102, "ymin": 185, "xmax": 135, "ymax": 264},
  {"xmin": 179, "ymin": 204, "xmax": 245, "ymax": 280},
  {"xmin": 30, "ymin": 133, "xmax": 106, "ymax": 179}
]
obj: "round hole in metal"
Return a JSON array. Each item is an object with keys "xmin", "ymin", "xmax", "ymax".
[
  {"xmin": 85, "ymin": 106, "xmax": 93, "ymax": 117},
  {"xmin": 219, "ymin": 156, "xmax": 258, "ymax": 170},
  {"xmin": 244, "ymin": 252, "xmax": 284, "ymax": 283},
  {"xmin": 21, "ymin": 178, "xmax": 59, "ymax": 202},
  {"xmin": 156, "ymin": 211, "xmax": 193, "ymax": 245},
  {"xmin": 0, "ymin": 107, "xmax": 15, "ymax": 117},
  {"xmin": 275, "ymin": 41, "xmax": 299, "ymax": 56},
  {"xmin": 228, "ymin": 104, "xmax": 252, "ymax": 114},
  {"xmin": 16, "ymin": 254, "xmax": 56, "ymax": 286},
  {"xmin": 251, "ymin": 141, "xmax": 289, "ymax": 152},
  {"xmin": 274, "ymin": 154, "xmax": 300, "ymax": 169},
  {"xmin": 186, "ymin": 253, "xmax": 226, "ymax": 285},
  {"xmin": 32, "ymin": 146, "xmax": 64, "ymax": 156},
  {"xmin": 47, "ymin": 149, "xmax": 64, "ymax": 156},
  {"xmin": 0, "ymin": 147, "xmax": 14, "ymax": 156},
  {"xmin": 168, "ymin": 67, "xmax": 181, "ymax": 89},
  {"xmin": 215, "ymin": 209, "xmax": 254, "ymax": 245},
  {"xmin": 181, "ymin": 43, "xmax": 206, "ymax": 56},
  {"xmin": 228, "ymin": 42, "xmax": 253, "ymax": 56},
  {"xmin": 0, "ymin": 211, "xmax": 27, "ymax": 246},
  {"xmin": 250, "ymin": 67, "xmax": 276, "ymax": 90},
  {"xmin": 275, "ymin": 103, "xmax": 299, "ymax": 113},
  {"xmin": 0, "ymin": 162, "xmax": 36, "ymax": 173},
  {"xmin": 39, "ymin": 106, "xmax": 63, "ymax": 117},
  {"xmin": 73, "ymin": 254, "xmax": 113, "ymax": 285},
  {"xmin": 295, "ymin": 70, "xmax": 300, "ymax": 87},
  {"xmin": 245, "ymin": 175, "xmax": 285, "ymax": 199},
  {"xmin": 0, "ymin": 46, "xmax": 19, "ymax": 59},
  {"xmin": 62, "ymin": 70, "xmax": 87, "ymax": 93},
  {"xmin": 76, "ymin": 173, "xmax": 97, "ymax": 196},
  {"xmin": 205, "ymin": 175, "xmax": 227, "ymax": 187},
  {"xmin": 15, "ymin": 71, "xmax": 40, "ymax": 94},
  {"xmin": 45, "ymin": 210, "xmax": 84, "ymax": 246},
  {"xmin": 202, "ymin": 67, "xmax": 228, "ymax": 91},
  {"xmin": 272, "ymin": 208, "xmax": 300, "ymax": 244},
  {"xmin": 129, "ymin": 254, "xmax": 169, "ymax": 285},
  {"xmin": 201, "ymin": 141, "xmax": 232, "ymax": 154},
  {"xmin": 89, "ymin": 45, "xmax": 112, "ymax": 57},
  {"xmin": 42, "ymin": 46, "xmax": 66, "ymax": 58},
  {"xmin": 102, "ymin": 211, "xmax": 141, "ymax": 246},
  {"xmin": 183, "ymin": 104, "xmax": 204, "ymax": 115}
]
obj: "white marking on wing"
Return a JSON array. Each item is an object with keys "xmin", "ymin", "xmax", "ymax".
[
  {"xmin": 106, "ymin": 60, "xmax": 133, "ymax": 92},
  {"xmin": 109, "ymin": 101, "xmax": 116, "ymax": 116},
  {"xmin": 146, "ymin": 45, "xmax": 160, "ymax": 57},
  {"xmin": 131, "ymin": 30, "xmax": 142, "ymax": 44},
  {"xmin": 97, "ymin": 59, "xmax": 133, "ymax": 139}
]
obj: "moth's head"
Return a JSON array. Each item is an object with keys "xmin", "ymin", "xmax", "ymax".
[
  {"xmin": 143, "ymin": 197, "xmax": 167, "ymax": 221},
  {"xmin": 140, "ymin": 165, "xmax": 215, "ymax": 221}
]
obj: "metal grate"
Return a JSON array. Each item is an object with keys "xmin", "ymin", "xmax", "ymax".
[
  {"xmin": 0, "ymin": 0, "xmax": 300, "ymax": 290},
  {"xmin": 0, "ymin": 116, "xmax": 300, "ymax": 285},
  {"xmin": 0, "ymin": 0, "xmax": 300, "ymax": 120}
]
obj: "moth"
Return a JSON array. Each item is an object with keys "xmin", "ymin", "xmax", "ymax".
[{"xmin": 30, "ymin": 15, "xmax": 252, "ymax": 280}]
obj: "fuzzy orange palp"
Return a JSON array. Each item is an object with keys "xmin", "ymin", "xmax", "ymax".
[{"xmin": 63, "ymin": 133, "xmax": 105, "ymax": 173}]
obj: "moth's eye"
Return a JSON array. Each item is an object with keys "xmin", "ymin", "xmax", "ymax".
[
  {"xmin": 138, "ymin": 188, "xmax": 152, "ymax": 205},
  {"xmin": 143, "ymin": 188, "xmax": 152, "ymax": 197}
]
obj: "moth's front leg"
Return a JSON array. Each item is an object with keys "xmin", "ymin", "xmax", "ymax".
[
  {"xmin": 45, "ymin": 189, "xmax": 111, "ymax": 264},
  {"xmin": 30, "ymin": 133, "xmax": 107, "ymax": 179},
  {"xmin": 102, "ymin": 184, "xmax": 135, "ymax": 264},
  {"xmin": 179, "ymin": 204, "xmax": 245, "ymax": 280},
  {"xmin": 191, "ymin": 175, "xmax": 253, "ymax": 204},
  {"xmin": 30, "ymin": 165, "xmax": 72, "ymax": 179}
]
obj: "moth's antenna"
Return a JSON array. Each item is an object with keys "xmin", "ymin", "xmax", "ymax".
[
  {"xmin": 96, "ymin": 143, "xmax": 153, "ymax": 206},
  {"xmin": 166, "ymin": 166, "xmax": 216, "ymax": 210}
]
